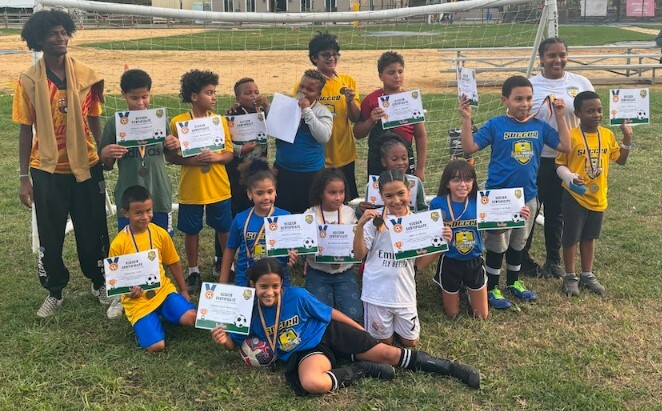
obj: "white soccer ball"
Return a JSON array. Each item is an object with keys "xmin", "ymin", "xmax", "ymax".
[
  {"xmin": 303, "ymin": 237, "xmax": 315, "ymax": 248},
  {"xmin": 256, "ymin": 132, "xmax": 267, "ymax": 141},
  {"xmin": 213, "ymin": 137, "xmax": 223, "ymax": 146},
  {"xmin": 637, "ymin": 110, "xmax": 647, "ymax": 120},
  {"xmin": 512, "ymin": 213, "xmax": 523, "ymax": 223},
  {"xmin": 234, "ymin": 314, "xmax": 248, "ymax": 328},
  {"xmin": 153, "ymin": 130, "xmax": 164, "ymax": 139},
  {"xmin": 412, "ymin": 110, "xmax": 422, "ymax": 118},
  {"xmin": 431, "ymin": 236, "xmax": 443, "ymax": 247},
  {"xmin": 145, "ymin": 274, "xmax": 158, "ymax": 285}
]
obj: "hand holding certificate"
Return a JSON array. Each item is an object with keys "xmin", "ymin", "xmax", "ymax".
[
  {"xmin": 115, "ymin": 108, "xmax": 168, "ymax": 148},
  {"xmin": 265, "ymin": 213, "xmax": 318, "ymax": 257},
  {"xmin": 104, "ymin": 249, "xmax": 161, "ymax": 297},
  {"xmin": 226, "ymin": 112, "xmax": 268, "ymax": 145},
  {"xmin": 195, "ymin": 283, "xmax": 255, "ymax": 335},
  {"xmin": 379, "ymin": 90, "xmax": 425, "ymax": 129},
  {"xmin": 175, "ymin": 115, "xmax": 226, "ymax": 157},
  {"xmin": 457, "ymin": 67, "xmax": 479, "ymax": 107},
  {"xmin": 609, "ymin": 88, "xmax": 650, "ymax": 125},
  {"xmin": 316, "ymin": 224, "xmax": 361, "ymax": 263},
  {"xmin": 388, "ymin": 210, "xmax": 449, "ymax": 260},
  {"xmin": 265, "ymin": 93, "xmax": 301, "ymax": 143},
  {"xmin": 476, "ymin": 188, "xmax": 526, "ymax": 230}
]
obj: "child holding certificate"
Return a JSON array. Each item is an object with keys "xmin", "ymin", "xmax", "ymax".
[
  {"xmin": 110, "ymin": 186, "xmax": 196, "ymax": 352},
  {"xmin": 219, "ymin": 159, "xmax": 295, "ymax": 287},
  {"xmin": 211, "ymin": 257, "xmax": 480, "ymax": 395},
  {"xmin": 353, "ymin": 51, "xmax": 427, "ymax": 180},
  {"xmin": 555, "ymin": 91, "xmax": 633, "ymax": 296},
  {"xmin": 353, "ymin": 170, "xmax": 452, "ymax": 347},
  {"xmin": 459, "ymin": 75, "xmax": 570, "ymax": 309},
  {"xmin": 304, "ymin": 168, "xmax": 362, "ymax": 322},
  {"xmin": 166, "ymin": 69, "xmax": 234, "ymax": 295}
]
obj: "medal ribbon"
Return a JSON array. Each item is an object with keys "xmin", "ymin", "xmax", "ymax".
[
  {"xmin": 446, "ymin": 195, "xmax": 469, "ymax": 222},
  {"xmin": 137, "ymin": 145, "xmax": 147, "ymax": 169},
  {"xmin": 377, "ymin": 207, "xmax": 410, "ymax": 232},
  {"xmin": 243, "ymin": 207, "xmax": 274, "ymax": 261},
  {"xmin": 506, "ymin": 95, "xmax": 553, "ymax": 123},
  {"xmin": 580, "ymin": 129, "xmax": 602, "ymax": 179},
  {"xmin": 257, "ymin": 295, "xmax": 281, "ymax": 354},
  {"xmin": 318, "ymin": 206, "xmax": 341, "ymax": 225}
]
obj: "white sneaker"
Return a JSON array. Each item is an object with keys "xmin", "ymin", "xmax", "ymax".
[
  {"xmin": 106, "ymin": 297, "xmax": 124, "ymax": 319},
  {"xmin": 37, "ymin": 296, "xmax": 63, "ymax": 318},
  {"xmin": 92, "ymin": 284, "xmax": 112, "ymax": 305}
]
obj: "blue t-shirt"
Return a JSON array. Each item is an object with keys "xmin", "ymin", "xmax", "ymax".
[
  {"xmin": 230, "ymin": 287, "xmax": 332, "ymax": 361},
  {"xmin": 473, "ymin": 115, "xmax": 560, "ymax": 202},
  {"xmin": 430, "ymin": 196, "xmax": 483, "ymax": 261},
  {"xmin": 275, "ymin": 121, "xmax": 325, "ymax": 172},
  {"xmin": 227, "ymin": 207, "xmax": 291, "ymax": 287}
]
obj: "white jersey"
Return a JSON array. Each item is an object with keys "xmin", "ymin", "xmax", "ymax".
[
  {"xmin": 361, "ymin": 209, "xmax": 417, "ymax": 309},
  {"xmin": 530, "ymin": 72, "xmax": 594, "ymax": 158}
]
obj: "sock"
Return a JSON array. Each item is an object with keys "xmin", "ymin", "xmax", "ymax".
[
  {"xmin": 188, "ymin": 266, "xmax": 199, "ymax": 275},
  {"xmin": 566, "ymin": 272, "xmax": 576, "ymax": 277},
  {"xmin": 505, "ymin": 248, "xmax": 523, "ymax": 286},
  {"xmin": 506, "ymin": 267, "xmax": 519, "ymax": 286},
  {"xmin": 50, "ymin": 290, "xmax": 62, "ymax": 300},
  {"xmin": 325, "ymin": 367, "xmax": 355, "ymax": 391},
  {"xmin": 581, "ymin": 271, "xmax": 592, "ymax": 277},
  {"xmin": 485, "ymin": 250, "xmax": 503, "ymax": 290},
  {"xmin": 398, "ymin": 348, "xmax": 419, "ymax": 371}
]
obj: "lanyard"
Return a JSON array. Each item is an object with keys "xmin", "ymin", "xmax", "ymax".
[
  {"xmin": 446, "ymin": 195, "xmax": 469, "ymax": 222},
  {"xmin": 318, "ymin": 206, "xmax": 341, "ymax": 225},
  {"xmin": 128, "ymin": 225, "xmax": 153, "ymax": 253},
  {"xmin": 257, "ymin": 296, "xmax": 281, "ymax": 354},
  {"xmin": 580, "ymin": 129, "xmax": 602, "ymax": 179},
  {"xmin": 506, "ymin": 95, "xmax": 553, "ymax": 123},
  {"xmin": 137, "ymin": 145, "xmax": 147, "ymax": 167},
  {"xmin": 243, "ymin": 207, "xmax": 274, "ymax": 260}
]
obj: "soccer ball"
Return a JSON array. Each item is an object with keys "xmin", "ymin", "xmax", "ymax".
[
  {"xmin": 637, "ymin": 110, "xmax": 647, "ymax": 120},
  {"xmin": 512, "ymin": 213, "xmax": 524, "ymax": 223},
  {"xmin": 431, "ymin": 236, "xmax": 444, "ymax": 247},
  {"xmin": 256, "ymin": 132, "xmax": 267, "ymax": 142},
  {"xmin": 234, "ymin": 314, "xmax": 248, "ymax": 328},
  {"xmin": 239, "ymin": 337, "xmax": 275, "ymax": 367},
  {"xmin": 153, "ymin": 130, "xmax": 164, "ymax": 139},
  {"xmin": 411, "ymin": 110, "xmax": 422, "ymax": 118},
  {"xmin": 145, "ymin": 274, "xmax": 158, "ymax": 285},
  {"xmin": 303, "ymin": 237, "xmax": 315, "ymax": 248},
  {"xmin": 213, "ymin": 137, "xmax": 223, "ymax": 146}
]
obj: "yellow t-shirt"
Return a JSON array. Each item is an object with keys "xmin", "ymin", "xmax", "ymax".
[
  {"xmin": 12, "ymin": 76, "xmax": 102, "ymax": 173},
  {"xmin": 170, "ymin": 111, "xmax": 233, "ymax": 205},
  {"xmin": 556, "ymin": 126, "xmax": 621, "ymax": 211},
  {"xmin": 110, "ymin": 223, "xmax": 179, "ymax": 325},
  {"xmin": 293, "ymin": 73, "xmax": 359, "ymax": 167}
]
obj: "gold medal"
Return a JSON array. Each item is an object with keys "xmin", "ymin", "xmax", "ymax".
[
  {"xmin": 372, "ymin": 215, "xmax": 384, "ymax": 228},
  {"xmin": 138, "ymin": 165, "xmax": 148, "ymax": 177},
  {"xmin": 201, "ymin": 164, "xmax": 211, "ymax": 173},
  {"xmin": 590, "ymin": 183, "xmax": 599, "ymax": 193},
  {"xmin": 145, "ymin": 290, "xmax": 156, "ymax": 299}
]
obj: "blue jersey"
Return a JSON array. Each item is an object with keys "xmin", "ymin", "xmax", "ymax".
[
  {"xmin": 430, "ymin": 196, "xmax": 483, "ymax": 261},
  {"xmin": 275, "ymin": 121, "xmax": 325, "ymax": 172},
  {"xmin": 473, "ymin": 115, "xmax": 560, "ymax": 202},
  {"xmin": 230, "ymin": 287, "xmax": 332, "ymax": 361},
  {"xmin": 226, "ymin": 207, "xmax": 291, "ymax": 287}
]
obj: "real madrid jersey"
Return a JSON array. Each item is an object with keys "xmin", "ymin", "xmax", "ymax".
[{"xmin": 429, "ymin": 196, "xmax": 483, "ymax": 261}]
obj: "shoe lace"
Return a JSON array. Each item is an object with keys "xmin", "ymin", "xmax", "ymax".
[
  {"xmin": 490, "ymin": 288, "xmax": 504, "ymax": 299},
  {"xmin": 511, "ymin": 280, "xmax": 527, "ymax": 292}
]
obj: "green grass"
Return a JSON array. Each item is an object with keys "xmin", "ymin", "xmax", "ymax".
[
  {"xmin": 0, "ymin": 89, "xmax": 660, "ymax": 410},
  {"xmin": 83, "ymin": 24, "xmax": 653, "ymax": 51}
]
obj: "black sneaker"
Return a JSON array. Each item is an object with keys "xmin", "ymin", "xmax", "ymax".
[
  {"xmin": 186, "ymin": 271, "xmax": 202, "ymax": 294},
  {"xmin": 415, "ymin": 351, "xmax": 480, "ymax": 389},
  {"xmin": 450, "ymin": 362, "xmax": 481, "ymax": 389},
  {"xmin": 520, "ymin": 258, "xmax": 543, "ymax": 277},
  {"xmin": 354, "ymin": 361, "xmax": 396, "ymax": 380}
]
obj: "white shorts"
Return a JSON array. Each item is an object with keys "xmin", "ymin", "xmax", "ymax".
[{"xmin": 363, "ymin": 302, "xmax": 420, "ymax": 341}]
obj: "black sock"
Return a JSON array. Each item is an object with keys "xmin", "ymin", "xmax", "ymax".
[
  {"xmin": 326, "ymin": 366, "xmax": 356, "ymax": 391},
  {"xmin": 505, "ymin": 247, "xmax": 523, "ymax": 286},
  {"xmin": 50, "ymin": 290, "xmax": 62, "ymax": 300},
  {"xmin": 485, "ymin": 250, "xmax": 504, "ymax": 290},
  {"xmin": 398, "ymin": 348, "xmax": 418, "ymax": 370}
]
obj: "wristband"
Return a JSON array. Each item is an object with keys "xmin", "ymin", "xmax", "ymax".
[
  {"xmin": 621, "ymin": 143, "xmax": 633, "ymax": 150},
  {"xmin": 19, "ymin": 174, "xmax": 29, "ymax": 179}
]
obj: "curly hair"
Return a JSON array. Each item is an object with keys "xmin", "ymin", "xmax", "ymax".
[
  {"xmin": 308, "ymin": 31, "xmax": 340, "ymax": 65},
  {"xmin": 120, "ymin": 69, "xmax": 152, "ymax": 93},
  {"xmin": 377, "ymin": 51, "xmax": 405, "ymax": 74},
  {"xmin": 179, "ymin": 69, "xmax": 219, "ymax": 103},
  {"xmin": 237, "ymin": 158, "xmax": 277, "ymax": 190},
  {"xmin": 436, "ymin": 159, "xmax": 477, "ymax": 198},
  {"xmin": 308, "ymin": 168, "xmax": 347, "ymax": 207},
  {"xmin": 21, "ymin": 9, "xmax": 76, "ymax": 52},
  {"xmin": 302, "ymin": 69, "xmax": 326, "ymax": 92},
  {"xmin": 378, "ymin": 131, "xmax": 409, "ymax": 162}
]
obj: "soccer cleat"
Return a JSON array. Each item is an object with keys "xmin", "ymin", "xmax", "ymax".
[
  {"xmin": 354, "ymin": 361, "xmax": 396, "ymax": 380},
  {"xmin": 507, "ymin": 280, "xmax": 537, "ymax": 301},
  {"xmin": 520, "ymin": 258, "xmax": 542, "ymax": 277},
  {"xmin": 37, "ymin": 296, "xmax": 63, "ymax": 318},
  {"xmin": 580, "ymin": 272, "xmax": 606, "ymax": 295},
  {"xmin": 186, "ymin": 271, "xmax": 202, "ymax": 294},
  {"xmin": 212, "ymin": 258, "xmax": 222, "ymax": 281},
  {"xmin": 92, "ymin": 284, "xmax": 113, "ymax": 305},
  {"xmin": 487, "ymin": 288, "xmax": 512, "ymax": 309},
  {"xmin": 562, "ymin": 274, "xmax": 580, "ymax": 297},
  {"xmin": 542, "ymin": 261, "xmax": 564, "ymax": 279},
  {"xmin": 415, "ymin": 351, "xmax": 480, "ymax": 389},
  {"xmin": 106, "ymin": 297, "xmax": 125, "ymax": 319}
]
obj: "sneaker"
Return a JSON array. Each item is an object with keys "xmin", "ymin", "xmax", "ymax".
[
  {"xmin": 37, "ymin": 296, "xmax": 63, "ymax": 318},
  {"xmin": 542, "ymin": 261, "xmax": 564, "ymax": 279},
  {"xmin": 106, "ymin": 297, "xmax": 124, "ymax": 319},
  {"xmin": 186, "ymin": 271, "xmax": 202, "ymax": 294},
  {"xmin": 414, "ymin": 351, "xmax": 480, "ymax": 389},
  {"xmin": 580, "ymin": 272, "xmax": 606, "ymax": 295},
  {"xmin": 520, "ymin": 258, "xmax": 542, "ymax": 277},
  {"xmin": 354, "ymin": 361, "xmax": 396, "ymax": 380},
  {"xmin": 450, "ymin": 362, "xmax": 481, "ymax": 389},
  {"xmin": 487, "ymin": 288, "xmax": 512, "ymax": 309},
  {"xmin": 92, "ymin": 284, "xmax": 113, "ymax": 305},
  {"xmin": 563, "ymin": 274, "xmax": 580, "ymax": 297},
  {"xmin": 507, "ymin": 280, "xmax": 537, "ymax": 301},
  {"xmin": 212, "ymin": 258, "xmax": 222, "ymax": 281}
]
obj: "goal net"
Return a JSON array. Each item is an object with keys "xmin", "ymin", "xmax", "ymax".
[{"xmin": 34, "ymin": 0, "xmax": 553, "ymax": 198}]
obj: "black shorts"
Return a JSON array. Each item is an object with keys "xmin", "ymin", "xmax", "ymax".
[
  {"xmin": 284, "ymin": 320, "xmax": 380, "ymax": 396},
  {"xmin": 561, "ymin": 192, "xmax": 604, "ymax": 247},
  {"xmin": 434, "ymin": 255, "xmax": 486, "ymax": 294}
]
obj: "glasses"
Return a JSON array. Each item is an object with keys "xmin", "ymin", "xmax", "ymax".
[
  {"xmin": 319, "ymin": 51, "xmax": 340, "ymax": 59},
  {"xmin": 450, "ymin": 177, "xmax": 473, "ymax": 184}
]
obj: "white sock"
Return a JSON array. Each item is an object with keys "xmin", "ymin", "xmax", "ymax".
[{"xmin": 188, "ymin": 266, "xmax": 199, "ymax": 275}]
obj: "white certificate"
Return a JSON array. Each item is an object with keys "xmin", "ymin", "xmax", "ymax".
[
  {"xmin": 457, "ymin": 67, "xmax": 479, "ymax": 107},
  {"xmin": 609, "ymin": 88, "xmax": 650, "ymax": 125},
  {"xmin": 115, "ymin": 108, "xmax": 167, "ymax": 148},
  {"xmin": 265, "ymin": 213, "xmax": 318, "ymax": 257},
  {"xmin": 225, "ymin": 112, "xmax": 268, "ymax": 145},
  {"xmin": 388, "ymin": 210, "xmax": 448, "ymax": 260},
  {"xmin": 379, "ymin": 89, "xmax": 425, "ymax": 129},
  {"xmin": 195, "ymin": 283, "xmax": 255, "ymax": 335},
  {"xmin": 104, "ymin": 249, "xmax": 161, "ymax": 296},
  {"xmin": 366, "ymin": 174, "xmax": 418, "ymax": 207},
  {"xmin": 265, "ymin": 93, "xmax": 301, "ymax": 143},
  {"xmin": 476, "ymin": 188, "xmax": 526, "ymax": 230},
  {"xmin": 315, "ymin": 224, "xmax": 361, "ymax": 264},
  {"xmin": 175, "ymin": 115, "xmax": 225, "ymax": 157}
]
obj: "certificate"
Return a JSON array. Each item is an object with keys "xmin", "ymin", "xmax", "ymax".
[
  {"xmin": 366, "ymin": 175, "xmax": 418, "ymax": 207},
  {"xmin": 609, "ymin": 88, "xmax": 650, "ymax": 125},
  {"xmin": 175, "ymin": 115, "xmax": 225, "ymax": 157},
  {"xmin": 457, "ymin": 67, "xmax": 479, "ymax": 107},
  {"xmin": 315, "ymin": 224, "xmax": 361, "ymax": 264},
  {"xmin": 115, "ymin": 108, "xmax": 167, "ymax": 148},
  {"xmin": 265, "ymin": 93, "xmax": 301, "ymax": 143},
  {"xmin": 195, "ymin": 283, "xmax": 255, "ymax": 335},
  {"xmin": 104, "ymin": 249, "xmax": 161, "ymax": 296},
  {"xmin": 264, "ymin": 213, "xmax": 318, "ymax": 257},
  {"xmin": 476, "ymin": 188, "xmax": 526, "ymax": 230},
  {"xmin": 225, "ymin": 112, "xmax": 268, "ymax": 145},
  {"xmin": 388, "ymin": 209, "xmax": 448, "ymax": 261},
  {"xmin": 379, "ymin": 89, "xmax": 425, "ymax": 129}
]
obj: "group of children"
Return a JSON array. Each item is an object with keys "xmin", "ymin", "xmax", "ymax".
[{"xmin": 98, "ymin": 48, "xmax": 632, "ymax": 396}]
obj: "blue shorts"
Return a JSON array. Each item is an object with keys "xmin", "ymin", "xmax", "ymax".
[
  {"xmin": 133, "ymin": 292, "xmax": 196, "ymax": 349},
  {"xmin": 118, "ymin": 212, "xmax": 173, "ymax": 237},
  {"xmin": 177, "ymin": 199, "xmax": 232, "ymax": 235}
]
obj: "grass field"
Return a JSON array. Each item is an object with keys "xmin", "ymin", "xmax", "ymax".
[{"xmin": 0, "ymin": 86, "xmax": 660, "ymax": 410}]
